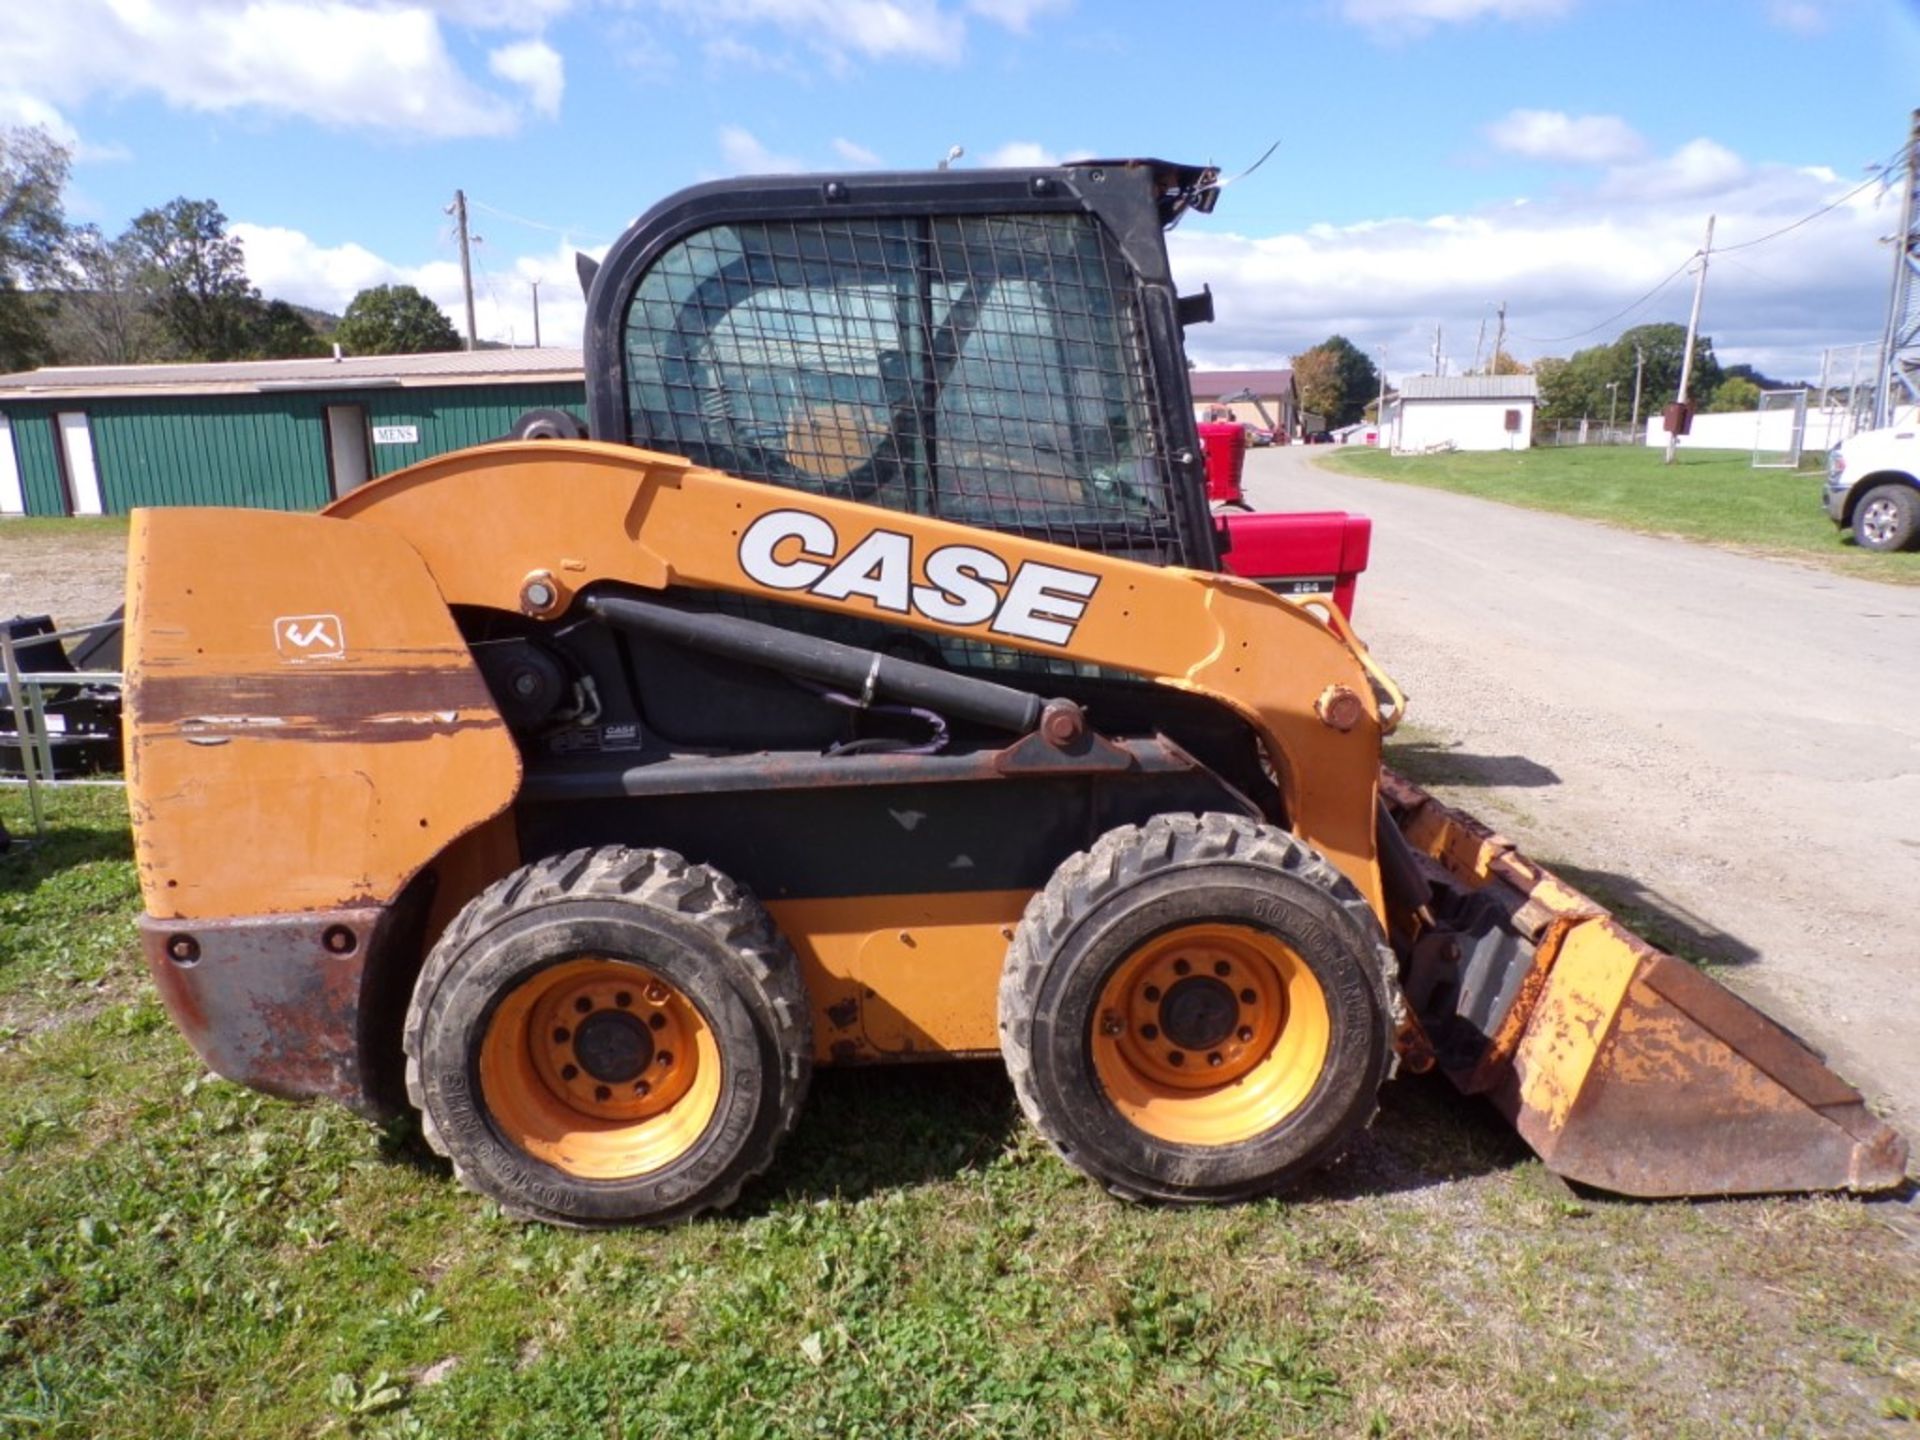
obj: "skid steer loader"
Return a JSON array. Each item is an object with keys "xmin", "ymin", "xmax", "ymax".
[{"xmin": 124, "ymin": 159, "xmax": 1907, "ymax": 1225}]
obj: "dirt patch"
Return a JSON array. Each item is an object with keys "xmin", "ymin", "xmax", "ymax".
[{"xmin": 0, "ymin": 527, "xmax": 130, "ymax": 630}]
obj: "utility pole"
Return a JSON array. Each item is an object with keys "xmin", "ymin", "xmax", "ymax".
[
  {"xmin": 1375, "ymin": 346, "xmax": 1388, "ymax": 445},
  {"xmin": 1471, "ymin": 310, "xmax": 1488, "ymax": 374},
  {"xmin": 1607, "ymin": 380, "xmax": 1620, "ymax": 435},
  {"xmin": 447, "ymin": 189, "xmax": 478, "ymax": 352},
  {"xmin": 1492, "ymin": 301, "xmax": 1506, "ymax": 373},
  {"xmin": 1629, "ymin": 345, "xmax": 1646, "ymax": 437},
  {"xmin": 530, "ymin": 279, "xmax": 542, "ymax": 348},
  {"xmin": 1664, "ymin": 214, "xmax": 1715, "ymax": 465},
  {"xmin": 1873, "ymin": 108, "xmax": 1920, "ymax": 427},
  {"xmin": 1432, "ymin": 323, "xmax": 1444, "ymax": 376}
]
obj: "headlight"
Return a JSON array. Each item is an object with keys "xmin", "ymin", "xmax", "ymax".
[{"xmin": 1828, "ymin": 450, "xmax": 1846, "ymax": 481}]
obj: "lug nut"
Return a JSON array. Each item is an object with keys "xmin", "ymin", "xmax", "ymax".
[
  {"xmin": 1099, "ymin": 1011, "xmax": 1125, "ymax": 1037},
  {"xmin": 1238, "ymin": 1026, "xmax": 1254, "ymax": 1043},
  {"xmin": 657, "ymin": 1051, "xmax": 674, "ymax": 1069},
  {"xmin": 1207, "ymin": 1052, "xmax": 1224, "ymax": 1068},
  {"xmin": 645, "ymin": 982, "xmax": 669, "ymax": 1004}
]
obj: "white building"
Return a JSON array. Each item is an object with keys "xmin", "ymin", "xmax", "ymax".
[{"xmin": 1387, "ymin": 375, "xmax": 1537, "ymax": 452}]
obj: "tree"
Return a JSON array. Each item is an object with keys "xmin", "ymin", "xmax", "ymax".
[
  {"xmin": 53, "ymin": 224, "xmax": 155, "ymax": 364},
  {"xmin": 1706, "ymin": 376, "xmax": 1761, "ymax": 413},
  {"xmin": 1291, "ymin": 335, "xmax": 1379, "ymax": 429},
  {"xmin": 126, "ymin": 198, "xmax": 260, "ymax": 361},
  {"xmin": 248, "ymin": 298, "xmax": 327, "ymax": 359},
  {"xmin": 0, "ymin": 125, "xmax": 72, "ymax": 371},
  {"xmin": 1535, "ymin": 322, "xmax": 1722, "ymax": 423},
  {"xmin": 334, "ymin": 284, "xmax": 460, "ymax": 355},
  {"xmin": 1291, "ymin": 346, "xmax": 1339, "ymax": 428},
  {"xmin": 1720, "ymin": 362, "xmax": 1804, "ymax": 393}
]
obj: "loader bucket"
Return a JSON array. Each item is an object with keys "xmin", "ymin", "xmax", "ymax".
[{"xmin": 1382, "ymin": 770, "xmax": 1909, "ymax": 1198}]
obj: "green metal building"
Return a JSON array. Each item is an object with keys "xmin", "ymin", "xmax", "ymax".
[{"xmin": 0, "ymin": 349, "xmax": 586, "ymax": 518}]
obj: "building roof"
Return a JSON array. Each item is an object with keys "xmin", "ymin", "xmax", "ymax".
[
  {"xmin": 1398, "ymin": 375, "xmax": 1538, "ymax": 401},
  {"xmin": 1188, "ymin": 368, "xmax": 1295, "ymax": 400},
  {"xmin": 0, "ymin": 347, "xmax": 586, "ymax": 401}
]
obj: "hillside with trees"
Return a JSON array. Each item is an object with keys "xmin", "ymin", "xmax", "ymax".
[{"xmin": 1, "ymin": 124, "xmax": 460, "ymax": 372}]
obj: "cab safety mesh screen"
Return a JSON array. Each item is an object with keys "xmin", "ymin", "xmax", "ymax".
[{"xmin": 621, "ymin": 213, "xmax": 1177, "ymax": 557}]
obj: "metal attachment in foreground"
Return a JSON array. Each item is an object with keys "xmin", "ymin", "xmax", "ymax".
[{"xmin": 1, "ymin": 618, "xmax": 127, "ymax": 839}]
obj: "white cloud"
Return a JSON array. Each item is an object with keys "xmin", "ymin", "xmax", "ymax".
[
  {"xmin": 966, "ymin": 0, "xmax": 1070, "ymax": 31},
  {"xmin": 0, "ymin": 92, "xmax": 130, "ymax": 164},
  {"xmin": 974, "ymin": 140, "xmax": 1095, "ymax": 168},
  {"xmin": 1341, "ymin": 0, "xmax": 1572, "ymax": 33},
  {"xmin": 832, "ymin": 137, "xmax": 884, "ymax": 167},
  {"xmin": 0, "ymin": 1, "xmax": 566, "ymax": 141},
  {"xmin": 1597, "ymin": 138, "xmax": 1746, "ymax": 201},
  {"xmin": 423, "ymin": 0, "xmax": 579, "ymax": 27},
  {"xmin": 1172, "ymin": 137, "xmax": 1898, "ymax": 383},
  {"xmin": 717, "ymin": 125, "xmax": 808, "ymax": 175},
  {"xmin": 978, "ymin": 141, "xmax": 1060, "ymax": 167},
  {"xmin": 1768, "ymin": 0, "xmax": 1825, "ymax": 34},
  {"xmin": 653, "ymin": 0, "xmax": 963, "ymax": 65},
  {"xmin": 234, "ymin": 221, "xmax": 604, "ymax": 351},
  {"xmin": 644, "ymin": 0, "xmax": 1063, "ymax": 69},
  {"xmin": 1486, "ymin": 109, "xmax": 1643, "ymax": 166},
  {"xmin": 488, "ymin": 38, "xmax": 565, "ymax": 119}
]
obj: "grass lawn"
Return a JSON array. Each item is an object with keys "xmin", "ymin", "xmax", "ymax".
[
  {"xmin": 2, "ymin": 785, "xmax": 1918, "ymax": 1438},
  {"xmin": 0, "ymin": 517, "xmax": 130, "ymax": 540},
  {"xmin": 1314, "ymin": 445, "xmax": 1920, "ymax": 585}
]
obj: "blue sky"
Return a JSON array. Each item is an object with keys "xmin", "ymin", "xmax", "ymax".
[{"xmin": 5, "ymin": 0, "xmax": 1917, "ymax": 382}]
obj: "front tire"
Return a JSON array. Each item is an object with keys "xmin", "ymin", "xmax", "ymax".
[
  {"xmin": 1853, "ymin": 483, "xmax": 1920, "ymax": 552},
  {"xmin": 999, "ymin": 814, "xmax": 1396, "ymax": 1204},
  {"xmin": 404, "ymin": 846, "xmax": 810, "ymax": 1227}
]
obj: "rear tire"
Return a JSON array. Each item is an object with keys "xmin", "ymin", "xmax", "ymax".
[
  {"xmin": 404, "ymin": 846, "xmax": 810, "ymax": 1227},
  {"xmin": 999, "ymin": 813, "xmax": 1395, "ymax": 1204},
  {"xmin": 1852, "ymin": 483, "xmax": 1920, "ymax": 552}
]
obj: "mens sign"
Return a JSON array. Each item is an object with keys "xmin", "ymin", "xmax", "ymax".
[{"xmin": 737, "ymin": 509, "xmax": 1100, "ymax": 647}]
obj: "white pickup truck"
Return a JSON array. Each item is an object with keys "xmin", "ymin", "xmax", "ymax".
[{"xmin": 1824, "ymin": 422, "xmax": 1920, "ymax": 551}]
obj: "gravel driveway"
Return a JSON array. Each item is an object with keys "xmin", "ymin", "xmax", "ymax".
[
  {"xmin": 1255, "ymin": 446, "xmax": 1920, "ymax": 1134},
  {"xmin": 1, "ymin": 527, "xmax": 128, "ymax": 631}
]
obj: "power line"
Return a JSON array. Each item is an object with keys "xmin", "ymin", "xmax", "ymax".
[
  {"xmin": 1510, "ymin": 149, "xmax": 1907, "ymax": 350},
  {"xmin": 1717, "ymin": 159, "xmax": 1905, "ymax": 255},
  {"xmin": 468, "ymin": 196, "xmax": 607, "ymax": 245},
  {"xmin": 1509, "ymin": 254, "xmax": 1696, "ymax": 344}
]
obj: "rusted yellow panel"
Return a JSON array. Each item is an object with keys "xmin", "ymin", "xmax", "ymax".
[
  {"xmin": 125, "ymin": 508, "xmax": 522, "ymax": 919},
  {"xmin": 766, "ymin": 890, "xmax": 1030, "ymax": 1061},
  {"xmin": 1510, "ymin": 921, "xmax": 1644, "ymax": 1132}
]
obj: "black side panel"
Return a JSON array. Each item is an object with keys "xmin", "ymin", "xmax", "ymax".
[{"xmin": 516, "ymin": 769, "xmax": 1257, "ymax": 902}]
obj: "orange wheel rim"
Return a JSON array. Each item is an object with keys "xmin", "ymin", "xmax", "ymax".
[
  {"xmin": 478, "ymin": 958, "xmax": 721, "ymax": 1179},
  {"xmin": 1090, "ymin": 923, "xmax": 1330, "ymax": 1147}
]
